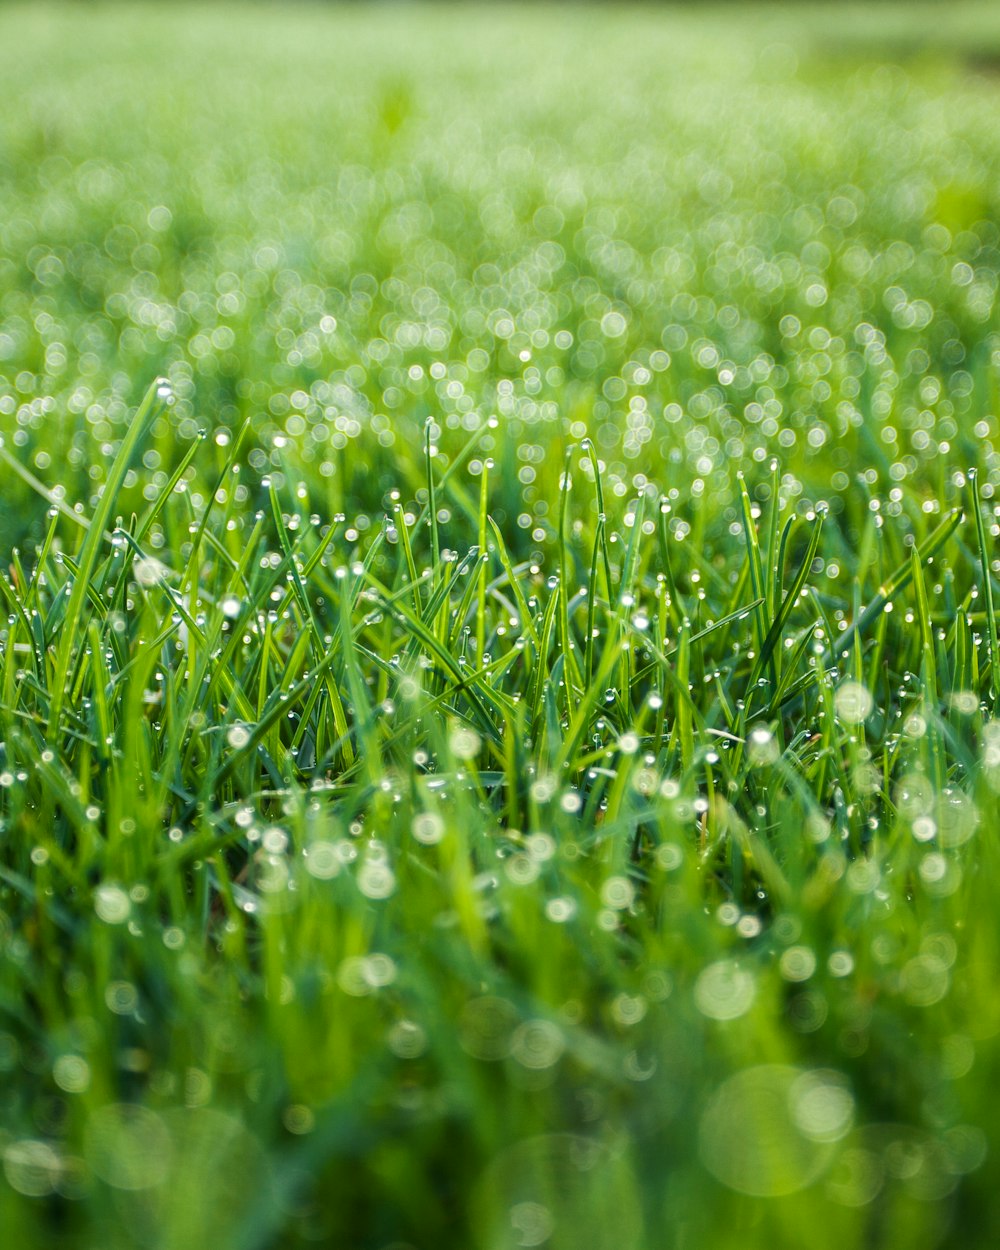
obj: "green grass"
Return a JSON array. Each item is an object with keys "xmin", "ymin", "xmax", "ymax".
[{"xmin": 3, "ymin": 2, "xmax": 1000, "ymax": 1246}]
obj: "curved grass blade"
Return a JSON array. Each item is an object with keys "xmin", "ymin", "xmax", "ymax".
[{"xmin": 47, "ymin": 377, "xmax": 169, "ymax": 742}]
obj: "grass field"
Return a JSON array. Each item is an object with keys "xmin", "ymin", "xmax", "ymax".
[{"xmin": 3, "ymin": 2, "xmax": 1000, "ymax": 1246}]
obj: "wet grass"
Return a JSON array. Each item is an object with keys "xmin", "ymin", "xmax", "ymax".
[{"xmin": 3, "ymin": 2, "xmax": 1000, "ymax": 1247}]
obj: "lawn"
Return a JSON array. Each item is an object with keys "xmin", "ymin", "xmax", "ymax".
[{"xmin": 2, "ymin": 2, "xmax": 1000, "ymax": 1246}]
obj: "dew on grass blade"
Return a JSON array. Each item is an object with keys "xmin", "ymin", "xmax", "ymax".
[
  {"xmin": 545, "ymin": 896, "xmax": 577, "ymax": 923},
  {"xmin": 450, "ymin": 724, "xmax": 481, "ymax": 759},
  {"xmin": 746, "ymin": 723, "xmax": 779, "ymax": 766},
  {"xmin": 505, "ymin": 854, "xmax": 540, "ymax": 886},
  {"xmin": 459, "ymin": 996, "xmax": 519, "ymax": 1061},
  {"xmin": 694, "ymin": 960, "xmax": 756, "ymax": 1021},
  {"xmin": 132, "ymin": 555, "xmax": 166, "ymax": 587},
  {"xmin": 412, "ymin": 811, "xmax": 445, "ymax": 845},
  {"xmin": 254, "ymin": 851, "xmax": 289, "ymax": 895},
  {"xmin": 94, "ymin": 883, "xmax": 131, "ymax": 925},
  {"xmin": 337, "ymin": 957, "xmax": 373, "ymax": 997},
  {"xmin": 283, "ymin": 1105, "xmax": 314, "ymax": 1135},
  {"xmin": 387, "ymin": 1019, "xmax": 427, "ymax": 1059},
  {"xmin": 936, "ymin": 787, "xmax": 978, "ymax": 847},
  {"xmin": 826, "ymin": 1124, "xmax": 959, "ymax": 1207},
  {"xmin": 84, "ymin": 1104, "xmax": 172, "ymax": 1190},
  {"xmin": 779, "ymin": 945, "xmax": 817, "ymax": 982},
  {"xmin": 304, "ymin": 841, "xmax": 341, "ymax": 879},
  {"xmin": 357, "ymin": 859, "xmax": 396, "ymax": 899},
  {"xmin": 53, "ymin": 1054, "xmax": 91, "ymax": 1094},
  {"xmin": 699, "ymin": 1065, "xmax": 836, "ymax": 1196},
  {"xmin": 105, "ymin": 981, "xmax": 139, "ymax": 1015},
  {"xmin": 226, "ymin": 723, "xmax": 251, "ymax": 749},
  {"xmin": 3, "ymin": 1140, "xmax": 61, "ymax": 1198},
  {"xmin": 900, "ymin": 954, "xmax": 950, "ymax": 1007},
  {"xmin": 600, "ymin": 876, "xmax": 634, "ymax": 910},
  {"xmin": 510, "ymin": 1019, "xmax": 565, "ymax": 1070},
  {"xmin": 824, "ymin": 1146, "xmax": 885, "ymax": 1208},
  {"xmin": 655, "ymin": 843, "xmax": 683, "ymax": 871},
  {"xmin": 834, "ymin": 681, "xmax": 874, "ymax": 724},
  {"xmin": 789, "ymin": 1070, "xmax": 855, "ymax": 1143},
  {"xmin": 919, "ymin": 852, "xmax": 961, "ymax": 897},
  {"xmin": 559, "ymin": 789, "xmax": 582, "ymax": 812},
  {"xmin": 611, "ymin": 993, "xmax": 647, "ymax": 1027},
  {"xmin": 261, "ymin": 826, "xmax": 288, "ymax": 854},
  {"xmin": 472, "ymin": 1133, "xmax": 643, "ymax": 1250},
  {"xmin": 507, "ymin": 1202, "xmax": 554, "ymax": 1248}
]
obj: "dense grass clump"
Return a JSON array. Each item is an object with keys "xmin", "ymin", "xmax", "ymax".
[{"xmin": 4, "ymin": 3, "xmax": 1000, "ymax": 1247}]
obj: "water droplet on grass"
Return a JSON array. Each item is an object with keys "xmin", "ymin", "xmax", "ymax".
[
  {"xmin": 94, "ymin": 883, "xmax": 131, "ymax": 925},
  {"xmin": 699, "ymin": 1065, "xmax": 835, "ymax": 1196},
  {"xmin": 834, "ymin": 681, "xmax": 873, "ymax": 724}
]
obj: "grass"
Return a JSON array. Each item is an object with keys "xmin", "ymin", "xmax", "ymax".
[{"xmin": 2, "ymin": 2, "xmax": 1000, "ymax": 1246}]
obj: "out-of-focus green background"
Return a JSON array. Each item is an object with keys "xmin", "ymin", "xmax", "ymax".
[{"xmin": 3, "ymin": 0, "xmax": 1000, "ymax": 559}]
